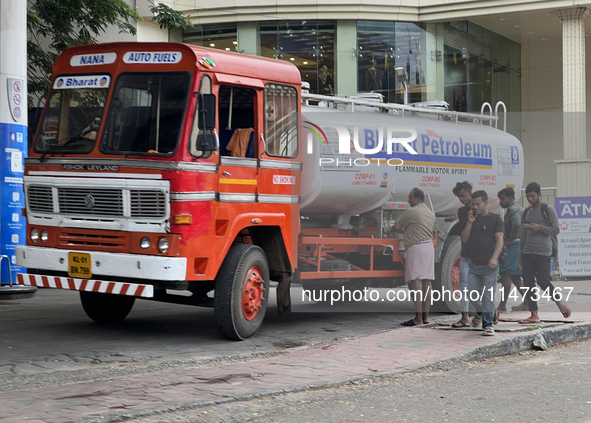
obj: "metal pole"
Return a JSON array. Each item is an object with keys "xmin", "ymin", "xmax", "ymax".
[{"xmin": 0, "ymin": 0, "xmax": 27, "ymax": 285}]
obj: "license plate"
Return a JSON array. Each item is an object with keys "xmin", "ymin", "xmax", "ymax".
[{"xmin": 68, "ymin": 252, "xmax": 92, "ymax": 278}]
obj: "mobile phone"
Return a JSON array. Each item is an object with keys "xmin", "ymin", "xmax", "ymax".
[{"xmin": 523, "ymin": 223, "xmax": 531, "ymax": 228}]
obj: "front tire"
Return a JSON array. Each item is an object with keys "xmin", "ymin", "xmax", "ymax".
[
  {"xmin": 214, "ymin": 245, "xmax": 270, "ymax": 340},
  {"xmin": 80, "ymin": 291, "xmax": 135, "ymax": 323}
]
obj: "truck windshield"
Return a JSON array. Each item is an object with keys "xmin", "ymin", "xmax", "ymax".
[
  {"xmin": 100, "ymin": 72, "xmax": 191, "ymax": 155},
  {"xmin": 34, "ymin": 83, "xmax": 108, "ymax": 154}
]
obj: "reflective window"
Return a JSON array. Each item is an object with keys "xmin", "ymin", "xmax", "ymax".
[
  {"xmin": 100, "ymin": 73, "xmax": 191, "ymax": 155},
  {"xmin": 183, "ymin": 23, "xmax": 237, "ymax": 52},
  {"xmin": 357, "ymin": 21, "xmax": 427, "ymax": 104},
  {"xmin": 264, "ymin": 84, "xmax": 298, "ymax": 157},
  {"xmin": 261, "ymin": 21, "xmax": 335, "ymax": 96},
  {"xmin": 35, "ymin": 84, "xmax": 108, "ymax": 154},
  {"xmin": 443, "ymin": 21, "xmax": 521, "ymax": 113}
]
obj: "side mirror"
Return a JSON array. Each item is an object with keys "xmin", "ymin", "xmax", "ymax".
[
  {"xmin": 198, "ymin": 93, "xmax": 216, "ymax": 130},
  {"xmin": 196, "ymin": 133, "xmax": 219, "ymax": 151}
]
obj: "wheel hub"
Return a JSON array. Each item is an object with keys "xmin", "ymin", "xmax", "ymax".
[
  {"xmin": 452, "ymin": 256, "xmax": 461, "ymax": 294},
  {"xmin": 242, "ymin": 267, "xmax": 265, "ymax": 320}
]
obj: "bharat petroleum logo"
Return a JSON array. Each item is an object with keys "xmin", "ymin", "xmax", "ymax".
[{"xmin": 303, "ymin": 121, "xmax": 328, "ymax": 146}]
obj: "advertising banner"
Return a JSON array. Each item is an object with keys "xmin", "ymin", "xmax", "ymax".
[
  {"xmin": 0, "ymin": 121, "xmax": 26, "ymax": 284},
  {"xmin": 555, "ymin": 197, "xmax": 591, "ymax": 277}
]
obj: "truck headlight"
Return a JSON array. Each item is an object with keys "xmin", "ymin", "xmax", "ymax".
[
  {"xmin": 30, "ymin": 228, "xmax": 39, "ymax": 243},
  {"xmin": 157, "ymin": 237, "xmax": 169, "ymax": 253},
  {"xmin": 40, "ymin": 230, "xmax": 49, "ymax": 242},
  {"xmin": 140, "ymin": 237, "xmax": 151, "ymax": 250}
]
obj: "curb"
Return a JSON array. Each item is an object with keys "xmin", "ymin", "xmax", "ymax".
[{"xmin": 76, "ymin": 320, "xmax": 591, "ymax": 423}]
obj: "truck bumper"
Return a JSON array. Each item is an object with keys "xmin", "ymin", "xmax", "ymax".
[
  {"xmin": 17, "ymin": 273, "xmax": 154, "ymax": 298},
  {"xmin": 15, "ymin": 245, "xmax": 187, "ymax": 281}
]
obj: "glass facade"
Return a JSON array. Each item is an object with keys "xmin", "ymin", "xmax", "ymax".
[
  {"xmin": 357, "ymin": 21, "xmax": 427, "ymax": 104},
  {"xmin": 443, "ymin": 21, "xmax": 521, "ymax": 113},
  {"xmin": 183, "ymin": 23, "xmax": 238, "ymax": 52},
  {"xmin": 261, "ymin": 21, "xmax": 335, "ymax": 96},
  {"xmin": 181, "ymin": 19, "xmax": 520, "ymax": 113}
]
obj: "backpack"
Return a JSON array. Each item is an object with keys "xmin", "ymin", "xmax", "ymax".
[{"xmin": 522, "ymin": 202, "xmax": 558, "ymax": 257}]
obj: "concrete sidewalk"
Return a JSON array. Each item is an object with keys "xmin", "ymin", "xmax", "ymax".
[{"xmin": 1, "ymin": 305, "xmax": 590, "ymax": 423}]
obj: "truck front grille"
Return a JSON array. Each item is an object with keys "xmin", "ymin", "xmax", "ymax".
[
  {"xmin": 58, "ymin": 188, "xmax": 123, "ymax": 216},
  {"xmin": 59, "ymin": 228, "xmax": 129, "ymax": 252},
  {"xmin": 130, "ymin": 190, "xmax": 166, "ymax": 218},
  {"xmin": 27, "ymin": 186, "xmax": 54, "ymax": 213},
  {"xmin": 26, "ymin": 185, "xmax": 168, "ymax": 219}
]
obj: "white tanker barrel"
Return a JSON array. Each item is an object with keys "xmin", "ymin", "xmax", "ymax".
[{"xmin": 300, "ymin": 107, "xmax": 524, "ymax": 217}]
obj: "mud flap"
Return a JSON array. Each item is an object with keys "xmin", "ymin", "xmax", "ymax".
[{"xmin": 276, "ymin": 273, "xmax": 291, "ymax": 315}]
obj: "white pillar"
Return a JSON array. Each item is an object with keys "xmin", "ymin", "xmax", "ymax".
[
  {"xmin": 0, "ymin": 0, "xmax": 27, "ymax": 284},
  {"xmin": 555, "ymin": 7, "xmax": 591, "ymax": 197}
]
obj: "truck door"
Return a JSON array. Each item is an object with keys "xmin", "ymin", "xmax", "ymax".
[
  {"xmin": 258, "ymin": 83, "xmax": 300, "ymax": 206},
  {"xmin": 216, "ymin": 82, "xmax": 260, "ymax": 202}
]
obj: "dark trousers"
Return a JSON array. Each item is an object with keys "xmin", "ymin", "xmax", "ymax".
[{"xmin": 521, "ymin": 253, "xmax": 557, "ymax": 312}]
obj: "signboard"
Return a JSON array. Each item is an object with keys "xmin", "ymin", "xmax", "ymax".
[
  {"xmin": 7, "ymin": 78, "xmax": 23, "ymax": 123},
  {"xmin": 70, "ymin": 52, "xmax": 117, "ymax": 67},
  {"xmin": 555, "ymin": 197, "xmax": 591, "ymax": 234},
  {"xmin": 555, "ymin": 197, "xmax": 591, "ymax": 277},
  {"xmin": 0, "ymin": 122, "xmax": 26, "ymax": 284},
  {"xmin": 557, "ymin": 234, "xmax": 591, "ymax": 277},
  {"xmin": 122, "ymin": 51, "xmax": 182, "ymax": 64},
  {"xmin": 53, "ymin": 75, "xmax": 110, "ymax": 89}
]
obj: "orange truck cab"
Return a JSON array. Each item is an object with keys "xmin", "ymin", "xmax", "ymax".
[{"xmin": 17, "ymin": 42, "xmax": 302, "ymax": 340}]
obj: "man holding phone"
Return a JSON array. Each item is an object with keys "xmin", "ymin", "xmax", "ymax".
[
  {"xmin": 461, "ymin": 190, "xmax": 504, "ymax": 335},
  {"xmin": 518, "ymin": 182, "xmax": 569, "ymax": 323}
]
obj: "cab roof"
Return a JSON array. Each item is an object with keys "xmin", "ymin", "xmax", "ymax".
[{"xmin": 53, "ymin": 42, "xmax": 302, "ymax": 86}]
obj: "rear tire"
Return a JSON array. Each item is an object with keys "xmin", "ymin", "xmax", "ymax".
[
  {"xmin": 80, "ymin": 291, "xmax": 135, "ymax": 323},
  {"xmin": 433, "ymin": 236, "xmax": 463, "ymax": 313},
  {"xmin": 214, "ymin": 245, "xmax": 270, "ymax": 340}
]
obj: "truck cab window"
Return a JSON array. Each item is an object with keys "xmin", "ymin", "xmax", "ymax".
[
  {"xmin": 100, "ymin": 72, "xmax": 191, "ymax": 155},
  {"xmin": 218, "ymin": 85, "xmax": 256, "ymax": 158},
  {"xmin": 34, "ymin": 86, "xmax": 108, "ymax": 154},
  {"xmin": 264, "ymin": 84, "xmax": 298, "ymax": 157}
]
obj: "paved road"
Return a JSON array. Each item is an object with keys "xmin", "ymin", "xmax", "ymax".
[
  {"xmin": 1, "ymin": 286, "xmax": 438, "ymax": 388},
  {"xmin": 125, "ymin": 337, "xmax": 591, "ymax": 422}
]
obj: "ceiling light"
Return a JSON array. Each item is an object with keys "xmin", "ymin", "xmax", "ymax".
[
  {"xmin": 303, "ymin": 61, "xmax": 308, "ymax": 64},
  {"xmin": 225, "ymin": 48, "xmax": 230, "ymax": 50},
  {"xmin": 290, "ymin": 57, "xmax": 295, "ymax": 61},
  {"xmin": 210, "ymin": 43, "xmax": 215, "ymax": 47},
  {"xmin": 233, "ymin": 41, "xmax": 238, "ymax": 45}
]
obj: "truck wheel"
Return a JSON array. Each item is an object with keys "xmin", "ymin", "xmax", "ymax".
[
  {"xmin": 433, "ymin": 235, "xmax": 463, "ymax": 313},
  {"xmin": 80, "ymin": 291, "xmax": 135, "ymax": 323},
  {"xmin": 214, "ymin": 245, "xmax": 270, "ymax": 340}
]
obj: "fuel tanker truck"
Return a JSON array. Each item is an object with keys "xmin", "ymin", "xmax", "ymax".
[{"xmin": 15, "ymin": 42, "xmax": 523, "ymax": 340}]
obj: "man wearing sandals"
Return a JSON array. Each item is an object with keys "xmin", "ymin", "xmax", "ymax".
[
  {"xmin": 451, "ymin": 181, "xmax": 473, "ymax": 328},
  {"xmin": 497, "ymin": 187, "xmax": 528, "ymax": 313},
  {"xmin": 518, "ymin": 182, "xmax": 570, "ymax": 323},
  {"xmin": 393, "ymin": 188, "xmax": 436, "ymax": 326},
  {"xmin": 462, "ymin": 190, "xmax": 504, "ymax": 336}
]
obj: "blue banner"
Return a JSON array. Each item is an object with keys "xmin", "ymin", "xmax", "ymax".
[
  {"xmin": 555, "ymin": 196, "xmax": 591, "ymax": 234},
  {"xmin": 0, "ymin": 122, "xmax": 26, "ymax": 284}
]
